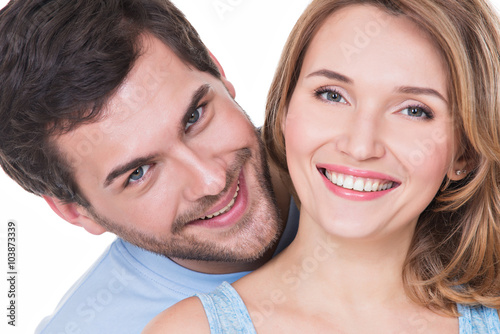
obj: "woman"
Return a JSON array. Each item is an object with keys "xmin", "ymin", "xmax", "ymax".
[{"xmin": 144, "ymin": 0, "xmax": 500, "ymax": 332}]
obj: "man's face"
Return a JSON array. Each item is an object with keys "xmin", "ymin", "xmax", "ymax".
[{"xmin": 55, "ymin": 35, "xmax": 281, "ymax": 264}]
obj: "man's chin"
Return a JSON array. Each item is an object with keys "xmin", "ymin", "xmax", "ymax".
[{"xmin": 143, "ymin": 230, "xmax": 278, "ymax": 263}]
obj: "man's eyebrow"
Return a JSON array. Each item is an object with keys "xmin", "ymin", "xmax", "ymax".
[
  {"xmin": 182, "ymin": 84, "xmax": 211, "ymax": 124},
  {"xmin": 306, "ymin": 69, "xmax": 353, "ymax": 84},
  {"xmin": 396, "ymin": 86, "xmax": 448, "ymax": 103},
  {"xmin": 104, "ymin": 154, "xmax": 157, "ymax": 188}
]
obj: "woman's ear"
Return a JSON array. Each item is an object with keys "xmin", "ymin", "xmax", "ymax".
[
  {"xmin": 447, "ymin": 156, "xmax": 469, "ymax": 181},
  {"xmin": 281, "ymin": 107, "xmax": 289, "ymax": 134},
  {"xmin": 43, "ymin": 196, "xmax": 107, "ymax": 235}
]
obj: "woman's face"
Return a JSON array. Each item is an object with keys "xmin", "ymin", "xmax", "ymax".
[{"xmin": 284, "ymin": 5, "xmax": 457, "ymax": 240}]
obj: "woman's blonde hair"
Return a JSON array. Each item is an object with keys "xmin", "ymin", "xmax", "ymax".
[{"xmin": 263, "ymin": 0, "xmax": 500, "ymax": 315}]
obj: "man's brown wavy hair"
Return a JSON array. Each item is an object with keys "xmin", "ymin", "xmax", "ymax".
[{"xmin": 0, "ymin": 0, "xmax": 220, "ymax": 207}]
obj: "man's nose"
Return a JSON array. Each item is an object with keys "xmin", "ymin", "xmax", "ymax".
[{"xmin": 176, "ymin": 147, "xmax": 227, "ymax": 201}]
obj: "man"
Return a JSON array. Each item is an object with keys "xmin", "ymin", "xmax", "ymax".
[{"xmin": 0, "ymin": 0, "xmax": 298, "ymax": 332}]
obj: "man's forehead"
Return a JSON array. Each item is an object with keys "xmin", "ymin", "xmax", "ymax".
[
  {"xmin": 110, "ymin": 36, "xmax": 184, "ymax": 111},
  {"xmin": 94, "ymin": 34, "xmax": 206, "ymax": 128}
]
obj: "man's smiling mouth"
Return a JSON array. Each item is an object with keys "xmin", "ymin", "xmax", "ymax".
[
  {"xmin": 320, "ymin": 168, "xmax": 397, "ymax": 192},
  {"xmin": 199, "ymin": 181, "xmax": 240, "ymax": 220}
]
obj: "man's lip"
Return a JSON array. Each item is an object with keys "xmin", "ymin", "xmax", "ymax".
[
  {"xmin": 187, "ymin": 171, "xmax": 248, "ymax": 228},
  {"xmin": 316, "ymin": 164, "xmax": 400, "ymax": 184},
  {"xmin": 200, "ymin": 170, "xmax": 241, "ymax": 218}
]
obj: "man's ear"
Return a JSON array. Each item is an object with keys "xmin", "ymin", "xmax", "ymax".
[
  {"xmin": 42, "ymin": 196, "xmax": 106, "ymax": 235},
  {"xmin": 209, "ymin": 51, "xmax": 236, "ymax": 98},
  {"xmin": 208, "ymin": 51, "xmax": 225, "ymax": 78},
  {"xmin": 221, "ymin": 76, "xmax": 236, "ymax": 98}
]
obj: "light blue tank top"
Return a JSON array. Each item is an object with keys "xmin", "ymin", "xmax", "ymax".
[
  {"xmin": 196, "ymin": 281, "xmax": 256, "ymax": 333},
  {"xmin": 458, "ymin": 303, "xmax": 500, "ymax": 333},
  {"xmin": 197, "ymin": 281, "xmax": 500, "ymax": 333}
]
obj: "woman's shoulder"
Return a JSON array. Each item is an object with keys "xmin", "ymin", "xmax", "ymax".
[{"xmin": 142, "ymin": 296, "xmax": 210, "ymax": 333}]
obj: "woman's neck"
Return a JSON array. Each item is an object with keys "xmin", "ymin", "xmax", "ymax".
[
  {"xmin": 234, "ymin": 214, "xmax": 458, "ymax": 333},
  {"xmin": 273, "ymin": 214, "xmax": 416, "ymax": 306}
]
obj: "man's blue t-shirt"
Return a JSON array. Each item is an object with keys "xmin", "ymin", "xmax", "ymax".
[{"xmin": 36, "ymin": 202, "xmax": 299, "ymax": 334}]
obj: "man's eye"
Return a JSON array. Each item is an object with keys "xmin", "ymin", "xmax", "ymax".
[
  {"xmin": 185, "ymin": 106, "xmax": 204, "ymax": 130},
  {"xmin": 128, "ymin": 165, "xmax": 151, "ymax": 184}
]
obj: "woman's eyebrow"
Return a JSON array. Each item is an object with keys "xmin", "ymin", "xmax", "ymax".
[
  {"xmin": 306, "ymin": 69, "xmax": 353, "ymax": 84},
  {"xmin": 396, "ymin": 86, "xmax": 448, "ymax": 103}
]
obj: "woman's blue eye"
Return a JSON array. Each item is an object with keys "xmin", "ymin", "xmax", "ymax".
[
  {"xmin": 129, "ymin": 165, "xmax": 150, "ymax": 183},
  {"xmin": 316, "ymin": 89, "xmax": 347, "ymax": 104},
  {"xmin": 400, "ymin": 106, "xmax": 433, "ymax": 119},
  {"xmin": 185, "ymin": 106, "xmax": 204, "ymax": 130}
]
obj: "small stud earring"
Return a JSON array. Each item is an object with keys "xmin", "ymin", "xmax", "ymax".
[{"xmin": 455, "ymin": 169, "xmax": 467, "ymax": 176}]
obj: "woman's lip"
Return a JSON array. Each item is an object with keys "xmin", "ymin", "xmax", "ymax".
[
  {"xmin": 316, "ymin": 164, "xmax": 401, "ymax": 184},
  {"xmin": 320, "ymin": 173, "xmax": 397, "ymax": 201},
  {"xmin": 318, "ymin": 169, "xmax": 399, "ymax": 201}
]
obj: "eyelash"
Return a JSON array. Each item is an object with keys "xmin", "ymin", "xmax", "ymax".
[
  {"xmin": 184, "ymin": 103, "xmax": 207, "ymax": 132},
  {"xmin": 125, "ymin": 164, "xmax": 153, "ymax": 187},
  {"xmin": 314, "ymin": 86, "xmax": 348, "ymax": 104},
  {"xmin": 399, "ymin": 103, "xmax": 434, "ymax": 120},
  {"xmin": 122, "ymin": 103, "xmax": 208, "ymax": 188}
]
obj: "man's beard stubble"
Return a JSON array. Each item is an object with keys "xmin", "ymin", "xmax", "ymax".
[{"xmin": 86, "ymin": 137, "xmax": 284, "ymax": 263}]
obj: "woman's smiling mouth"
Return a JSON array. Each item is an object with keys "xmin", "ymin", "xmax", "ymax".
[
  {"xmin": 316, "ymin": 165, "xmax": 401, "ymax": 201},
  {"xmin": 321, "ymin": 169, "xmax": 397, "ymax": 192}
]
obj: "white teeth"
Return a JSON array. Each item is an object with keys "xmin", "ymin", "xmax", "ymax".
[
  {"xmin": 323, "ymin": 170, "xmax": 395, "ymax": 193},
  {"xmin": 200, "ymin": 182, "xmax": 239, "ymax": 220},
  {"xmin": 353, "ymin": 178, "xmax": 365, "ymax": 191},
  {"xmin": 343, "ymin": 175, "xmax": 354, "ymax": 190},
  {"xmin": 330, "ymin": 172, "xmax": 337, "ymax": 184},
  {"xmin": 337, "ymin": 174, "xmax": 344, "ymax": 187}
]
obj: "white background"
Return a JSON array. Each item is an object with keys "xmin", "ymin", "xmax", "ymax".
[{"xmin": 0, "ymin": 0, "xmax": 499, "ymax": 333}]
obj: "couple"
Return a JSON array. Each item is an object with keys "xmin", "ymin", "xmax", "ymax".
[
  {"xmin": 1, "ymin": 0, "xmax": 499, "ymax": 333},
  {"xmin": 145, "ymin": 0, "xmax": 500, "ymax": 332}
]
